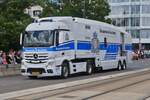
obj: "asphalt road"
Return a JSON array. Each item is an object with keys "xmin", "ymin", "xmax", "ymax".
[
  {"xmin": 36, "ymin": 68, "xmax": 150, "ymax": 100},
  {"xmin": 0, "ymin": 59, "xmax": 150, "ymax": 94}
]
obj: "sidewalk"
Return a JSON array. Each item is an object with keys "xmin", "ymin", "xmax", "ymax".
[{"xmin": 0, "ymin": 64, "xmax": 20, "ymax": 77}]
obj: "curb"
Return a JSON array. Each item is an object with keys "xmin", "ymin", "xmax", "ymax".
[
  {"xmin": 0, "ymin": 64, "xmax": 20, "ymax": 77},
  {"xmin": 0, "ymin": 68, "xmax": 150, "ymax": 99}
]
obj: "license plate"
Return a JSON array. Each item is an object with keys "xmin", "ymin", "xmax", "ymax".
[{"xmin": 32, "ymin": 72, "xmax": 39, "ymax": 76}]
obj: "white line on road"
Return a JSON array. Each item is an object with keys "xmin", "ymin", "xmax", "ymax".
[{"xmin": 0, "ymin": 68, "xmax": 150, "ymax": 100}]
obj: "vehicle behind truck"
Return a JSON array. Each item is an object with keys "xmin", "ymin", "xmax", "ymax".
[{"xmin": 20, "ymin": 17, "xmax": 132, "ymax": 78}]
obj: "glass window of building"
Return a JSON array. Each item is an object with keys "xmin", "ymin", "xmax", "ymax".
[
  {"xmin": 123, "ymin": 18, "xmax": 129, "ymax": 26},
  {"xmin": 131, "ymin": 0, "xmax": 140, "ymax": 2},
  {"xmin": 142, "ymin": 5, "xmax": 150, "ymax": 14},
  {"xmin": 33, "ymin": 10, "xmax": 41, "ymax": 16},
  {"xmin": 111, "ymin": 5, "xmax": 129, "ymax": 15},
  {"xmin": 108, "ymin": 0, "xmax": 129, "ymax": 3},
  {"xmin": 142, "ymin": 0, "xmax": 150, "ymax": 2},
  {"xmin": 131, "ymin": 5, "xmax": 140, "ymax": 14},
  {"xmin": 141, "ymin": 30, "xmax": 150, "ymax": 38},
  {"xmin": 131, "ymin": 17, "xmax": 140, "ymax": 26},
  {"xmin": 112, "ymin": 18, "xmax": 129, "ymax": 26},
  {"xmin": 142, "ymin": 17, "xmax": 150, "ymax": 26},
  {"xmin": 112, "ymin": 18, "xmax": 117, "ymax": 26},
  {"xmin": 131, "ymin": 30, "xmax": 140, "ymax": 38},
  {"xmin": 116, "ymin": 18, "xmax": 122, "ymax": 26},
  {"xmin": 122, "ymin": 5, "xmax": 130, "ymax": 14},
  {"xmin": 120, "ymin": 18, "xmax": 129, "ymax": 26}
]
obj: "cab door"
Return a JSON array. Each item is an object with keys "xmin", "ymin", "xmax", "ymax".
[{"xmin": 54, "ymin": 30, "xmax": 74, "ymax": 65}]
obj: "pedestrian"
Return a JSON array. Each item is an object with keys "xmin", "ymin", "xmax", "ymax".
[
  {"xmin": 6, "ymin": 52, "xmax": 13, "ymax": 64},
  {"xmin": 9, "ymin": 49, "xmax": 15, "ymax": 64},
  {"xmin": 14, "ymin": 51, "xmax": 21, "ymax": 64},
  {"xmin": 1, "ymin": 52, "xmax": 7, "ymax": 64},
  {"xmin": 140, "ymin": 50, "xmax": 144, "ymax": 59},
  {"xmin": 0, "ymin": 50, "xmax": 3, "ymax": 64}
]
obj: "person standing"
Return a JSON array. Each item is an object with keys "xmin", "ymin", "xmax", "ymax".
[
  {"xmin": 1, "ymin": 52, "xmax": 7, "ymax": 64},
  {"xmin": 0, "ymin": 51, "xmax": 3, "ymax": 64}
]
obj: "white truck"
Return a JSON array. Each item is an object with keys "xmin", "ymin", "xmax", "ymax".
[{"xmin": 20, "ymin": 17, "xmax": 132, "ymax": 78}]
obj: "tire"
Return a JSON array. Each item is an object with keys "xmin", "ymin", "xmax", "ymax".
[
  {"xmin": 122, "ymin": 60, "xmax": 127, "ymax": 70},
  {"xmin": 86, "ymin": 61, "xmax": 93, "ymax": 75},
  {"xmin": 117, "ymin": 61, "xmax": 122, "ymax": 71},
  {"xmin": 28, "ymin": 76, "xmax": 37, "ymax": 79},
  {"xmin": 61, "ymin": 62, "xmax": 69, "ymax": 78}
]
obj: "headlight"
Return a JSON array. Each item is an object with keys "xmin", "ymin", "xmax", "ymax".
[
  {"xmin": 21, "ymin": 61, "xmax": 25, "ymax": 65},
  {"xmin": 21, "ymin": 61, "xmax": 27, "ymax": 68}
]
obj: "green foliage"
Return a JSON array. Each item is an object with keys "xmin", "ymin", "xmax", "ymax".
[
  {"xmin": 53, "ymin": 0, "xmax": 111, "ymax": 22},
  {"xmin": 0, "ymin": 0, "xmax": 52, "ymax": 51},
  {"xmin": 0, "ymin": 0, "xmax": 32, "ymax": 51},
  {"xmin": 0, "ymin": 0, "xmax": 111, "ymax": 51}
]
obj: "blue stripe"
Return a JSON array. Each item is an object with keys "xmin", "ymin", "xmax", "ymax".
[
  {"xmin": 125, "ymin": 44, "xmax": 132, "ymax": 51},
  {"xmin": 77, "ymin": 41, "xmax": 91, "ymax": 50},
  {"xmin": 23, "ymin": 40, "xmax": 75, "ymax": 52},
  {"xmin": 106, "ymin": 53, "xmax": 117, "ymax": 55},
  {"xmin": 56, "ymin": 41, "xmax": 75, "ymax": 51},
  {"xmin": 23, "ymin": 40, "xmax": 132, "ymax": 54}
]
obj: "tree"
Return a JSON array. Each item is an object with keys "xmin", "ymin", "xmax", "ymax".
[
  {"xmin": 53, "ymin": 0, "xmax": 111, "ymax": 22},
  {"xmin": 0, "ymin": 0, "xmax": 111, "ymax": 51},
  {"xmin": 0, "ymin": 0, "xmax": 54, "ymax": 51}
]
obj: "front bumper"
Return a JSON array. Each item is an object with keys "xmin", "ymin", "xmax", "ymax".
[{"xmin": 21, "ymin": 66, "xmax": 61, "ymax": 77}]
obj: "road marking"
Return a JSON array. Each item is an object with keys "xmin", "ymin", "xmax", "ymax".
[{"xmin": 0, "ymin": 68, "xmax": 150, "ymax": 100}]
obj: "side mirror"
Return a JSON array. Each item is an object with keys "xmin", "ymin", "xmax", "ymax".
[{"xmin": 20, "ymin": 33, "xmax": 23, "ymax": 46}]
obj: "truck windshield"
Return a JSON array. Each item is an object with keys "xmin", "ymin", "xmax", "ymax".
[{"xmin": 23, "ymin": 30, "xmax": 54, "ymax": 47}]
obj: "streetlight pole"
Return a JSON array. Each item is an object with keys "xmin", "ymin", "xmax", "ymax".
[
  {"xmin": 83, "ymin": 0, "xmax": 86, "ymax": 18},
  {"xmin": 139, "ymin": 0, "xmax": 142, "ymax": 51},
  {"xmin": 83, "ymin": 0, "xmax": 91, "ymax": 18}
]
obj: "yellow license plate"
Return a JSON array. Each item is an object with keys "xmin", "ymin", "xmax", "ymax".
[{"xmin": 32, "ymin": 72, "xmax": 39, "ymax": 76}]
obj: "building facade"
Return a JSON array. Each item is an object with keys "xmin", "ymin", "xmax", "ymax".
[
  {"xmin": 107, "ymin": 0, "xmax": 150, "ymax": 50},
  {"xmin": 24, "ymin": 5, "xmax": 43, "ymax": 19},
  {"xmin": 48, "ymin": 0, "xmax": 60, "ymax": 4}
]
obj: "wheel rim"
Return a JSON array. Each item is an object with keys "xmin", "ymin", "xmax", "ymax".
[
  {"xmin": 123, "ymin": 62, "xmax": 126, "ymax": 70},
  {"xmin": 63, "ymin": 66, "xmax": 68, "ymax": 77},
  {"xmin": 118, "ymin": 63, "xmax": 121, "ymax": 70},
  {"xmin": 88, "ymin": 66, "xmax": 92, "ymax": 74},
  {"xmin": 119, "ymin": 66, "xmax": 121, "ymax": 70}
]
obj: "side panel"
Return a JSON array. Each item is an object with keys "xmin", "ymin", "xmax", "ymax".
[
  {"xmin": 124, "ymin": 33, "xmax": 132, "ymax": 63},
  {"xmin": 73, "ymin": 22, "xmax": 121, "ymax": 70}
]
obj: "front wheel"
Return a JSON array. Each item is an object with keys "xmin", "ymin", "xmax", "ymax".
[{"xmin": 61, "ymin": 62, "xmax": 69, "ymax": 78}]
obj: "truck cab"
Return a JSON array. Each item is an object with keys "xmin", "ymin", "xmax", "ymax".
[{"xmin": 21, "ymin": 20, "xmax": 73, "ymax": 78}]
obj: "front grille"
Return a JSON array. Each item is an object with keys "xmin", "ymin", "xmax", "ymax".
[
  {"xmin": 27, "ymin": 68, "xmax": 46, "ymax": 74},
  {"xmin": 24, "ymin": 53, "xmax": 49, "ymax": 62}
]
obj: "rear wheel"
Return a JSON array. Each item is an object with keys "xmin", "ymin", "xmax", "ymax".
[
  {"xmin": 122, "ymin": 60, "xmax": 127, "ymax": 70},
  {"xmin": 61, "ymin": 62, "xmax": 70, "ymax": 78},
  {"xmin": 86, "ymin": 61, "xmax": 93, "ymax": 75},
  {"xmin": 117, "ymin": 61, "xmax": 122, "ymax": 71}
]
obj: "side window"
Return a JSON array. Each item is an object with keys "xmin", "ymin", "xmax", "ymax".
[
  {"xmin": 85, "ymin": 25, "xmax": 91, "ymax": 30},
  {"xmin": 56, "ymin": 30, "xmax": 70, "ymax": 46},
  {"xmin": 58, "ymin": 31, "xmax": 64, "ymax": 44},
  {"xmin": 64, "ymin": 32, "xmax": 69, "ymax": 41}
]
